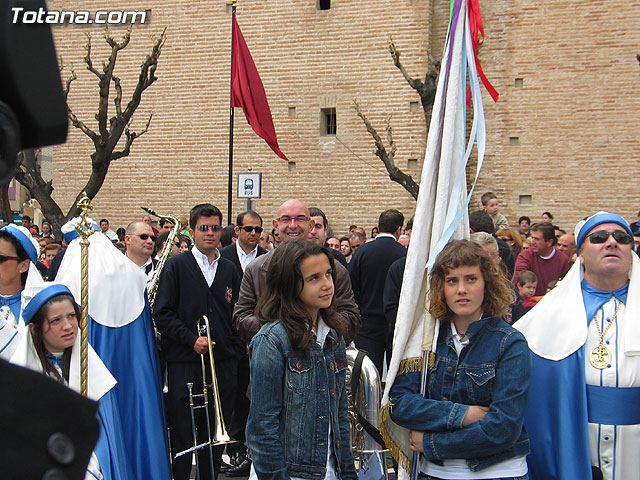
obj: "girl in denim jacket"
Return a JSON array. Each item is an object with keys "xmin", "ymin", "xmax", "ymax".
[
  {"xmin": 390, "ymin": 240, "xmax": 532, "ymax": 480},
  {"xmin": 246, "ymin": 240, "xmax": 357, "ymax": 480}
]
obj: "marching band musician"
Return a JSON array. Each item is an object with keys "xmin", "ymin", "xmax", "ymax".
[
  {"xmin": 0, "ymin": 224, "xmax": 44, "ymax": 359},
  {"xmin": 10, "ymin": 282, "xmax": 119, "ymax": 480},
  {"xmin": 56, "ymin": 216, "xmax": 171, "ymax": 479},
  {"xmin": 154, "ymin": 203, "xmax": 244, "ymax": 480}
]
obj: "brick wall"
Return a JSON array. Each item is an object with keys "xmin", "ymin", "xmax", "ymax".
[{"xmin": 48, "ymin": 0, "xmax": 640, "ymax": 236}]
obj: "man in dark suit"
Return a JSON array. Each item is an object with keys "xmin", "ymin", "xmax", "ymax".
[
  {"xmin": 309, "ymin": 206, "xmax": 348, "ymax": 268},
  {"xmin": 218, "ymin": 210, "xmax": 267, "ymax": 475},
  {"xmin": 220, "ymin": 211, "xmax": 267, "ymax": 277},
  {"xmin": 154, "ymin": 203, "xmax": 244, "ymax": 480},
  {"xmin": 349, "ymin": 209, "xmax": 407, "ymax": 375}
]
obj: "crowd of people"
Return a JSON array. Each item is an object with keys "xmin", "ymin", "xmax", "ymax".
[{"xmin": 3, "ymin": 194, "xmax": 639, "ymax": 480}]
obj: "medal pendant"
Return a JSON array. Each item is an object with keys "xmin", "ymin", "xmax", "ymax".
[{"xmin": 589, "ymin": 343, "xmax": 611, "ymax": 369}]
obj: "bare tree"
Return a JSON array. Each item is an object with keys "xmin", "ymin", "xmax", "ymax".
[
  {"xmin": 13, "ymin": 27, "xmax": 165, "ymax": 237},
  {"xmin": 355, "ymin": 39, "xmax": 440, "ymax": 200}
]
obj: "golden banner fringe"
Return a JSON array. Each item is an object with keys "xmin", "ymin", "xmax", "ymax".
[
  {"xmin": 398, "ymin": 357, "xmax": 423, "ymax": 375},
  {"xmin": 379, "ymin": 403, "xmax": 413, "ymax": 474}
]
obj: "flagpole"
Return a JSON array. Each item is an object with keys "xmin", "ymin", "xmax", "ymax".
[{"xmin": 228, "ymin": 0, "xmax": 237, "ymax": 226}]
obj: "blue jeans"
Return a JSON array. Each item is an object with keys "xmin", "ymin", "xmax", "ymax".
[{"xmin": 421, "ymin": 474, "xmax": 528, "ymax": 480}]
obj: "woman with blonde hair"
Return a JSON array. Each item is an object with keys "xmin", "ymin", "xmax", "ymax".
[
  {"xmin": 496, "ymin": 228, "xmax": 524, "ymax": 260},
  {"xmin": 389, "ymin": 240, "xmax": 532, "ymax": 480}
]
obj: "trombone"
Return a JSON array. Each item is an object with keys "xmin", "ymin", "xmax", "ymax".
[{"xmin": 173, "ymin": 315, "xmax": 235, "ymax": 479}]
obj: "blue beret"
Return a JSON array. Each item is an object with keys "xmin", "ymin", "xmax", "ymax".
[
  {"xmin": 62, "ymin": 221, "xmax": 99, "ymax": 243},
  {"xmin": 1, "ymin": 224, "xmax": 37, "ymax": 263},
  {"xmin": 576, "ymin": 212, "xmax": 633, "ymax": 251},
  {"xmin": 22, "ymin": 284, "xmax": 74, "ymax": 325}
]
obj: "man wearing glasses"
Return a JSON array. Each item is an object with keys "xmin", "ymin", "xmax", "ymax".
[
  {"xmin": 220, "ymin": 211, "xmax": 267, "ymax": 278},
  {"xmin": 154, "ymin": 203, "xmax": 244, "ymax": 480},
  {"xmin": 233, "ymin": 198, "xmax": 360, "ymax": 345},
  {"xmin": 124, "ymin": 221, "xmax": 158, "ymax": 282},
  {"xmin": 516, "ymin": 212, "xmax": 640, "ymax": 480}
]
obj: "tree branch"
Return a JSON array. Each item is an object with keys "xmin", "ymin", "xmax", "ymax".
[
  {"xmin": 353, "ymin": 101, "xmax": 419, "ymax": 199},
  {"xmin": 389, "ymin": 37, "xmax": 439, "ymax": 118},
  {"xmin": 111, "ymin": 113, "xmax": 152, "ymax": 161}
]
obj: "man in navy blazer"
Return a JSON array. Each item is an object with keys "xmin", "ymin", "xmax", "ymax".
[
  {"xmin": 220, "ymin": 211, "xmax": 267, "ymax": 278},
  {"xmin": 349, "ymin": 209, "xmax": 407, "ymax": 375},
  {"xmin": 218, "ymin": 210, "xmax": 267, "ymax": 475},
  {"xmin": 154, "ymin": 203, "xmax": 244, "ymax": 480}
]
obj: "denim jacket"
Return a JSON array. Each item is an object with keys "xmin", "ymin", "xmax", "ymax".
[
  {"xmin": 246, "ymin": 321, "xmax": 357, "ymax": 480},
  {"xmin": 390, "ymin": 316, "xmax": 531, "ymax": 472}
]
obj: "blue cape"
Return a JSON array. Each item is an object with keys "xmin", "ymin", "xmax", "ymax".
[
  {"xmin": 89, "ymin": 295, "xmax": 171, "ymax": 480},
  {"xmin": 525, "ymin": 347, "xmax": 592, "ymax": 479}
]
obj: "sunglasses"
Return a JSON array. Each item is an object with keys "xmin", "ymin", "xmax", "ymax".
[
  {"xmin": 134, "ymin": 233, "xmax": 157, "ymax": 241},
  {"xmin": 587, "ymin": 230, "xmax": 632, "ymax": 245},
  {"xmin": 0, "ymin": 254, "xmax": 19, "ymax": 263},
  {"xmin": 239, "ymin": 226, "xmax": 263, "ymax": 233},
  {"xmin": 196, "ymin": 225, "xmax": 223, "ymax": 233}
]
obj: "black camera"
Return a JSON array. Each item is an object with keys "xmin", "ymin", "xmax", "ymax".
[{"xmin": 0, "ymin": 0, "xmax": 68, "ymax": 184}]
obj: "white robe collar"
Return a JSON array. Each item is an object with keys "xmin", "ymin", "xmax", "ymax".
[
  {"xmin": 515, "ymin": 254, "xmax": 640, "ymax": 360},
  {"xmin": 55, "ymin": 232, "xmax": 147, "ymax": 328},
  {"xmin": 10, "ymin": 327, "xmax": 116, "ymax": 401}
]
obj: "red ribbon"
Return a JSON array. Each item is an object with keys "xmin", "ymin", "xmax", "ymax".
[{"xmin": 466, "ymin": 0, "xmax": 499, "ymax": 106}]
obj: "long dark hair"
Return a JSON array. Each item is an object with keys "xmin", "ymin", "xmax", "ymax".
[
  {"xmin": 256, "ymin": 240, "xmax": 345, "ymax": 352},
  {"xmin": 29, "ymin": 294, "xmax": 79, "ymax": 383}
]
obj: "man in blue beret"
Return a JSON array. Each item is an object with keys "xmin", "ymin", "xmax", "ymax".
[
  {"xmin": 0, "ymin": 224, "xmax": 43, "ymax": 359},
  {"xmin": 516, "ymin": 212, "xmax": 639, "ymax": 480}
]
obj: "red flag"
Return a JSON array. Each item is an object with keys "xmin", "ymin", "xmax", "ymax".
[{"xmin": 231, "ymin": 16, "xmax": 288, "ymax": 161}]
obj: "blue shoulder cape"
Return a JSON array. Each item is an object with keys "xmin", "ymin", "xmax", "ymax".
[
  {"xmin": 90, "ymin": 295, "xmax": 171, "ymax": 480},
  {"xmin": 525, "ymin": 348, "xmax": 592, "ymax": 480}
]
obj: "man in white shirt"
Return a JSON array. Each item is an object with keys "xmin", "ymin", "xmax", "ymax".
[
  {"xmin": 220, "ymin": 211, "xmax": 267, "ymax": 277},
  {"xmin": 154, "ymin": 203, "xmax": 243, "ymax": 480},
  {"xmin": 124, "ymin": 221, "xmax": 156, "ymax": 282},
  {"xmin": 219, "ymin": 210, "xmax": 268, "ymax": 475},
  {"xmin": 99, "ymin": 218, "xmax": 118, "ymax": 242}
]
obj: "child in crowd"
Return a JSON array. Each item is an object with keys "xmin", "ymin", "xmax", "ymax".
[
  {"xmin": 481, "ymin": 192, "xmax": 509, "ymax": 231},
  {"xmin": 389, "ymin": 240, "xmax": 531, "ymax": 480},
  {"xmin": 511, "ymin": 270, "xmax": 538, "ymax": 323},
  {"xmin": 246, "ymin": 240, "xmax": 357, "ymax": 480}
]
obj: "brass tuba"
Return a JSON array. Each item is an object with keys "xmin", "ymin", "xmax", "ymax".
[
  {"xmin": 346, "ymin": 345, "xmax": 390, "ymax": 479},
  {"xmin": 141, "ymin": 206, "xmax": 180, "ymax": 309}
]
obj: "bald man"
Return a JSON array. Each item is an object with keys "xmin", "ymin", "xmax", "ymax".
[{"xmin": 232, "ymin": 199, "xmax": 360, "ymax": 344}]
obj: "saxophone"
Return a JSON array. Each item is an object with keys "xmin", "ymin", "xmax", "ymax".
[{"xmin": 142, "ymin": 206, "xmax": 180, "ymax": 309}]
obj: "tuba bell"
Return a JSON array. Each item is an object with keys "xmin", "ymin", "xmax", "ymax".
[{"xmin": 346, "ymin": 345, "xmax": 390, "ymax": 480}]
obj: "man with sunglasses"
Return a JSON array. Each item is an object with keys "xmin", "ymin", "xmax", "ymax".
[
  {"xmin": 516, "ymin": 212, "xmax": 639, "ymax": 480},
  {"xmin": 219, "ymin": 210, "xmax": 267, "ymax": 475},
  {"xmin": 220, "ymin": 211, "xmax": 267, "ymax": 278},
  {"xmin": 124, "ymin": 221, "xmax": 158, "ymax": 282},
  {"xmin": 0, "ymin": 224, "xmax": 42, "ymax": 359},
  {"xmin": 154, "ymin": 203, "xmax": 244, "ymax": 480}
]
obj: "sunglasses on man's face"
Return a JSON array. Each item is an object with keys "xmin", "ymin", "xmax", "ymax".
[
  {"xmin": 0, "ymin": 254, "xmax": 19, "ymax": 264},
  {"xmin": 134, "ymin": 233, "xmax": 157, "ymax": 242},
  {"xmin": 195, "ymin": 225, "xmax": 222, "ymax": 233},
  {"xmin": 239, "ymin": 226, "xmax": 263, "ymax": 234},
  {"xmin": 587, "ymin": 230, "xmax": 632, "ymax": 245}
]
